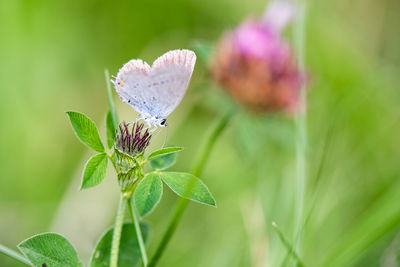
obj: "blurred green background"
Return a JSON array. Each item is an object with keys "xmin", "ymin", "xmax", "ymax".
[{"xmin": 1, "ymin": 0, "xmax": 400, "ymax": 266}]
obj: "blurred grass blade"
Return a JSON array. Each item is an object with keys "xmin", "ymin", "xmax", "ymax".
[
  {"xmin": 320, "ymin": 182, "xmax": 400, "ymax": 267},
  {"xmin": 67, "ymin": 111, "xmax": 105, "ymax": 152},
  {"xmin": 272, "ymin": 222, "xmax": 305, "ymax": 267},
  {"xmin": 104, "ymin": 69, "xmax": 119, "ymax": 131}
]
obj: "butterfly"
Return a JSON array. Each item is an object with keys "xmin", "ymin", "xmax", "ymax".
[{"xmin": 112, "ymin": 49, "xmax": 196, "ymax": 131}]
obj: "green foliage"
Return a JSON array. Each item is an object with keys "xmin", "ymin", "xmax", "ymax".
[
  {"xmin": 81, "ymin": 153, "xmax": 108, "ymax": 189},
  {"xmin": 18, "ymin": 233, "xmax": 82, "ymax": 267},
  {"xmin": 90, "ymin": 223, "xmax": 149, "ymax": 267},
  {"xmin": 149, "ymin": 152, "xmax": 178, "ymax": 170},
  {"xmin": 67, "ymin": 111, "xmax": 105, "ymax": 153},
  {"xmin": 3, "ymin": 1, "xmax": 400, "ymax": 266},
  {"xmin": 134, "ymin": 172, "xmax": 163, "ymax": 217},
  {"xmin": 159, "ymin": 172, "xmax": 216, "ymax": 206},
  {"xmin": 106, "ymin": 110, "xmax": 116, "ymax": 149},
  {"xmin": 147, "ymin": 147, "xmax": 183, "ymax": 161}
]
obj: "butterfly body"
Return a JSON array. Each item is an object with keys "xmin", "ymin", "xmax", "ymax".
[{"xmin": 113, "ymin": 49, "xmax": 196, "ymax": 130}]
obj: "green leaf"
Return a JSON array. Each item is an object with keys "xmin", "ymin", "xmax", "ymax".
[
  {"xmin": 67, "ymin": 111, "xmax": 105, "ymax": 152},
  {"xmin": 18, "ymin": 233, "xmax": 82, "ymax": 267},
  {"xmin": 134, "ymin": 173, "xmax": 163, "ymax": 217},
  {"xmin": 106, "ymin": 110, "xmax": 116, "ymax": 149},
  {"xmin": 81, "ymin": 153, "xmax": 108, "ymax": 189},
  {"xmin": 160, "ymin": 172, "xmax": 216, "ymax": 206},
  {"xmin": 90, "ymin": 223, "xmax": 149, "ymax": 267},
  {"xmin": 147, "ymin": 147, "xmax": 183, "ymax": 161},
  {"xmin": 149, "ymin": 151, "xmax": 177, "ymax": 170}
]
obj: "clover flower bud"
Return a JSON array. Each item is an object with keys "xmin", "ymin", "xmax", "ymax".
[
  {"xmin": 113, "ymin": 121, "xmax": 152, "ymax": 194},
  {"xmin": 115, "ymin": 122, "xmax": 151, "ymax": 157},
  {"xmin": 211, "ymin": 1, "xmax": 305, "ymax": 113}
]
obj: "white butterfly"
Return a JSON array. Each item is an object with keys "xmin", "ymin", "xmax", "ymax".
[{"xmin": 112, "ymin": 49, "xmax": 196, "ymax": 130}]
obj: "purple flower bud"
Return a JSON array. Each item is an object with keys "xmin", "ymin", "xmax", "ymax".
[
  {"xmin": 115, "ymin": 121, "xmax": 152, "ymax": 157},
  {"xmin": 113, "ymin": 121, "xmax": 151, "ymax": 194}
]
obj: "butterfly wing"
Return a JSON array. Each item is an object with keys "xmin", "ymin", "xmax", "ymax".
[
  {"xmin": 113, "ymin": 59, "xmax": 153, "ymax": 116},
  {"xmin": 114, "ymin": 49, "xmax": 196, "ymax": 119},
  {"xmin": 146, "ymin": 49, "xmax": 196, "ymax": 118}
]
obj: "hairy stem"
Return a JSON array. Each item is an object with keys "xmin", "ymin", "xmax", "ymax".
[
  {"xmin": 0, "ymin": 244, "xmax": 31, "ymax": 266},
  {"xmin": 148, "ymin": 110, "xmax": 234, "ymax": 267},
  {"xmin": 128, "ymin": 198, "xmax": 148, "ymax": 266},
  {"xmin": 110, "ymin": 195, "xmax": 127, "ymax": 267}
]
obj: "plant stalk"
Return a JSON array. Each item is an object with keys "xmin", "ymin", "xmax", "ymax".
[
  {"xmin": 293, "ymin": 1, "xmax": 307, "ymax": 256},
  {"xmin": 148, "ymin": 110, "xmax": 234, "ymax": 267},
  {"xmin": 128, "ymin": 198, "xmax": 148, "ymax": 266},
  {"xmin": 110, "ymin": 195, "xmax": 128, "ymax": 267},
  {"xmin": 0, "ymin": 244, "xmax": 31, "ymax": 266},
  {"xmin": 104, "ymin": 69, "xmax": 119, "ymax": 130}
]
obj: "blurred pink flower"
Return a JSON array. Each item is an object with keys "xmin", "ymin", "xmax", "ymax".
[{"xmin": 211, "ymin": 1, "xmax": 305, "ymax": 113}]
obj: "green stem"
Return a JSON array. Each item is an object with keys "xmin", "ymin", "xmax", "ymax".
[
  {"xmin": 191, "ymin": 110, "xmax": 234, "ymax": 177},
  {"xmin": 148, "ymin": 110, "xmax": 234, "ymax": 267},
  {"xmin": 293, "ymin": 2, "xmax": 307, "ymax": 256},
  {"xmin": 104, "ymin": 69, "xmax": 119, "ymax": 130},
  {"xmin": 0, "ymin": 244, "xmax": 31, "ymax": 266},
  {"xmin": 110, "ymin": 195, "xmax": 128, "ymax": 267},
  {"xmin": 128, "ymin": 198, "xmax": 148, "ymax": 266}
]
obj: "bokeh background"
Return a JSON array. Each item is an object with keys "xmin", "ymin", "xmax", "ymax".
[{"xmin": 1, "ymin": 0, "xmax": 400, "ymax": 266}]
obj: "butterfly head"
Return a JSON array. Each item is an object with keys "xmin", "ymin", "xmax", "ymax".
[
  {"xmin": 144, "ymin": 116, "xmax": 168, "ymax": 129},
  {"xmin": 159, "ymin": 118, "xmax": 168, "ymax": 127}
]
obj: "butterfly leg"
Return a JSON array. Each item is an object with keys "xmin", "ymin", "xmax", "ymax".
[
  {"xmin": 128, "ymin": 115, "xmax": 140, "ymax": 127},
  {"xmin": 149, "ymin": 122, "xmax": 158, "ymax": 133},
  {"xmin": 142, "ymin": 117, "xmax": 154, "ymax": 132}
]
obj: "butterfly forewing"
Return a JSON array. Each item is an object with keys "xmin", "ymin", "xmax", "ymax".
[{"xmin": 114, "ymin": 59, "xmax": 152, "ymax": 115}]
